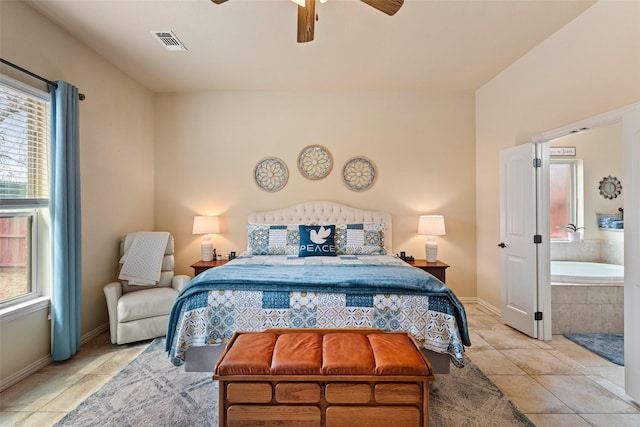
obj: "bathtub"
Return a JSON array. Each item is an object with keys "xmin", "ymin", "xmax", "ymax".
[
  {"xmin": 550, "ymin": 261, "xmax": 624, "ymax": 285},
  {"xmin": 550, "ymin": 261, "xmax": 624, "ymax": 334}
]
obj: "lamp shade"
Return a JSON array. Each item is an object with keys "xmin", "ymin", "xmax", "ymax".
[
  {"xmin": 418, "ymin": 215, "xmax": 446, "ymax": 236},
  {"xmin": 192, "ymin": 215, "xmax": 220, "ymax": 235}
]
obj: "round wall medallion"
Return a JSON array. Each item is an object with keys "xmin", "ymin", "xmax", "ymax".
[
  {"xmin": 254, "ymin": 157, "xmax": 289, "ymax": 192},
  {"xmin": 298, "ymin": 145, "xmax": 333, "ymax": 180},
  {"xmin": 342, "ymin": 156, "xmax": 376, "ymax": 191},
  {"xmin": 599, "ymin": 175, "xmax": 622, "ymax": 199}
]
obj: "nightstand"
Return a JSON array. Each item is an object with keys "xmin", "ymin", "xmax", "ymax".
[
  {"xmin": 190, "ymin": 259, "xmax": 229, "ymax": 276},
  {"xmin": 406, "ymin": 260, "xmax": 449, "ymax": 283}
]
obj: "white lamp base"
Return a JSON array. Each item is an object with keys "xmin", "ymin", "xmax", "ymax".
[
  {"xmin": 201, "ymin": 235, "xmax": 214, "ymax": 262},
  {"xmin": 425, "ymin": 239, "xmax": 438, "ymax": 263}
]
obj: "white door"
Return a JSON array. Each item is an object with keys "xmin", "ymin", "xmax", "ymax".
[{"xmin": 500, "ymin": 143, "xmax": 538, "ymax": 337}]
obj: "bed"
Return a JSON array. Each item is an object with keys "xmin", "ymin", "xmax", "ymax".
[{"xmin": 166, "ymin": 201, "xmax": 470, "ymax": 373}]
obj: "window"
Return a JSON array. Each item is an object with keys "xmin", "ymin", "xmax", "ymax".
[
  {"xmin": 549, "ymin": 159, "xmax": 583, "ymax": 239},
  {"xmin": 0, "ymin": 75, "xmax": 51, "ymax": 307}
]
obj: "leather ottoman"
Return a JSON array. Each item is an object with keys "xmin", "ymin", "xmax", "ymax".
[{"xmin": 213, "ymin": 328, "xmax": 435, "ymax": 427}]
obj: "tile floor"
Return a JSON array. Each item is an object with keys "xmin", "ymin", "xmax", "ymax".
[
  {"xmin": 0, "ymin": 333, "xmax": 148, "ymax": 426},
  {"xmin": 1, "ymin": 303, "xmax": 639, "ymax": 426},
  {"xmin": 465, "ymin": 304, "xmax": 640, "ymax": 426}
]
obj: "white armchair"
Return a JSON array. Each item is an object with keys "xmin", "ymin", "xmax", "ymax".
[{"xmin": 103, "ymin": 234, "xmax": 190, "ymax": 345}]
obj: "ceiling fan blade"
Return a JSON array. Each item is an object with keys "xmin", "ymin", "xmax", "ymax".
[
  {"xmin": 360, "ymin": 0, "xmax": 404, "ymax": 16},
  {"xmin": 211, "ymin": 0, "xmax": 228, "ymax": 4},
  {"xmin": 297, "ymin": 0, "xmax": 316, "ymax": 43}
]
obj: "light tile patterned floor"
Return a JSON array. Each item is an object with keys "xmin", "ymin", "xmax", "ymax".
[
  {"xmin": 464, "ymin": 304, "xmax": 640, "ymax": 426},
  {"xmin": 0, "ymin": 334, "xmax": 147, "ymax": 426},
  {"xmin": 1, "ymin": 303, "xmax": 638, "ymax": 426}
]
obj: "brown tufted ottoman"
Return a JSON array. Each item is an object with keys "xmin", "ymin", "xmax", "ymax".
[{"xmin": 213, "ymin": 328, "xmax": 435, "ymax": 427}]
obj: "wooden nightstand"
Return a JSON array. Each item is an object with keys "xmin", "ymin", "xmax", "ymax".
[
  {"xmin": 190, "ymin": 259, "xmax": 229, "ymax": 276},
  {"xmin": 406, "ymin": 260, "xmax": 449, "ymax": 283}
]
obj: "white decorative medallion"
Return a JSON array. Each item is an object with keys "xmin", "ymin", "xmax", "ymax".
[
  {"xmin": 342, "ymin": 156, "xmax": 376, "ymax": 191},
  {"xmin": 254, "ymin": 157, "xmax": 289, "ymax": 192},
  {"xmin": 298, "ymin": 145, "xmax": 333, "ymax": 180}
]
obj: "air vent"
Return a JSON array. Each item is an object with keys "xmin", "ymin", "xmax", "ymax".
[{"xmin": 151, "ymin": 31, "xmax": 187, "ymax": 51}]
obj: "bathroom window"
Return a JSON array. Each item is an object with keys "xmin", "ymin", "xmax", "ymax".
[{"xmin": 550, "ymin": 159, "xmax": 583, "ymax": 239}]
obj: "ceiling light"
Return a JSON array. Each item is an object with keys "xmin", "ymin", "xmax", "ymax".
[{"xmin": 291, "ymin": 0, "xmax": 328, "ymax": 6}]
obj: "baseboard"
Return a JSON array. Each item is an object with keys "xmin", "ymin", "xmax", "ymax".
[
  {"xmin": 476, "ymin": 298, "xmax": 501, "ymax": 317},
  {"xmin": 0, "ymin": 354, "xmax": 51, "ymax": 392},
  {"xmin": 458, "ymin": 296, "xmax": 477, "ymax": 305},
  {"xmin": 81, "ymin": 322, "xmax": 109, "ymax": 345},
  {"xmin": 0, "ymin": 322, "xmax": 109, "ymax": 393}
]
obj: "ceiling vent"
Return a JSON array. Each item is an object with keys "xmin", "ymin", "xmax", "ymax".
[{"xmin": 151, "ymin": 31, "xmax": 187, "ymax": 51}]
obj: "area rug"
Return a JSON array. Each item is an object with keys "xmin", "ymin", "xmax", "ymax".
[
  {"xmin": 564, "ymin": 333, "xmax": 624, "ymax": 366},
  {"xmin": 55, "ymin": 338, "xmax": 534, "ymax": 427}
]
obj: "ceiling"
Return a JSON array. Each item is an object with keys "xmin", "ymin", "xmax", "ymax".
[{"xmin": 25, "ymin": 0, "xmax": 595, "ymax": 93}]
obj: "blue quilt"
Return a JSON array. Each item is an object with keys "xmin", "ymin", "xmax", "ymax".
[{"xmin": 166, "ymin": 255, "xmax": 471, "ymax": 367}]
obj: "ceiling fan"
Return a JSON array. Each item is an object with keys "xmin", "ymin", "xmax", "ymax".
[{"xmin": 210, "ymin": 0, "xmax": 404, "ymax": 43}]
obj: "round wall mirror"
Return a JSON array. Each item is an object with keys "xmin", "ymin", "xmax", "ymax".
[{"xmin": 599, "ymin": 175, "xmax": 622, "ymax": 199}]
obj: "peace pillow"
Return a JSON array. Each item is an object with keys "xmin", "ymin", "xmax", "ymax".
[{"xmin": 298, "ymin": 225, "xmax": 337, "ymax": 257}]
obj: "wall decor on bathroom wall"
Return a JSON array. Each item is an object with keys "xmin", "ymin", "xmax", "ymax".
[
  {"xmin": 549, "ymin": 146, "xmax": 576, "ymax": 156},
  {"xmin": 342, "ymin": 156, "xmax": 377, "ymax": 191},
  {"xmin": 599, "ymin": 175, "xmax": 622, "ymax": 199},
  {"xmin": 254, "ymin": 157, "xmax": 289, "ymax": 192},
  {"xmin": 298, "ymin": 145, "xmax": 333, "ymax": 180}
]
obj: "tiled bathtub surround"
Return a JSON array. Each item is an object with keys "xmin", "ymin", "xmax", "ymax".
[
  {"xmin": 551, "ymin": 284, "xmax": 624, "ymax": 334},
  {"xmin": 550, "ymin": 238, "xmax": 624, "ymax": 334},
  {"xmin": 551, "ymin": 237, "xmax": 623, "ymax": 265}
]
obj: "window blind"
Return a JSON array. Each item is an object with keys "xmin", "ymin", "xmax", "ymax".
[{"xmin": 0, "ymin": 78, "xmax": 50, "ymax": 206}]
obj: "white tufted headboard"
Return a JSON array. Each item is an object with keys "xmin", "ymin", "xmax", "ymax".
[{"xmin": 248, "ymin": 201, "xmax": 393, "ymax": 254}]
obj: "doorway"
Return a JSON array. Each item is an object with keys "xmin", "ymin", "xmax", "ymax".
[
  {"xmin": 534, "ymin": 103, "xmax": 640, "ymax": 401},
  {"xmin": 547, "ymin": 123, "xmax": 624, "ymax": 336},
  {"xmin": 501, "ymin": 103, "xmax": 640, "ymax": 401}
]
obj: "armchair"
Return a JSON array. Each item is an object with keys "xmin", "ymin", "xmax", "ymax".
[{"xmin": 104, "ymin": 233, "xmax": 190, "ymax": 345}]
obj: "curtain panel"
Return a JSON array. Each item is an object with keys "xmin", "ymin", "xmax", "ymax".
[{"xmin": 49, "ymin": 81, "xmax": 82, "ymax": 361}]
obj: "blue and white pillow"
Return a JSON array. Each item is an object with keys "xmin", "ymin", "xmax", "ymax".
[
  {"xmin": 334, "ymin": 223, "xmax": 385, "ymax": 255},
  {"xmin": 298, "ymin": 225, "xmax": 337, "ymax": 257},
  {"xmin": 247, "ymin": 224, "xmax": 300, "ymax": 255}
]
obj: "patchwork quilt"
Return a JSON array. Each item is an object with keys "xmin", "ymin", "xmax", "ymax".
[{"xmin": 166, "ymin": 254, "xmax": 470, "ymax": 368}]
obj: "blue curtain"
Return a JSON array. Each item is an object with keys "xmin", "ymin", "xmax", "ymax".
[{"xmin": 49, "ymin": 81, "xmax": 82, "ymax": 361}]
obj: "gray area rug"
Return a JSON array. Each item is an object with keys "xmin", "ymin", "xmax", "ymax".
[
  {"xmin": 56, "ymin": 338, "xmax": 534, "ymax": 426},
  {"xmin": 565, "ymin": 333, "xmax": 624, "ymax": 366}
]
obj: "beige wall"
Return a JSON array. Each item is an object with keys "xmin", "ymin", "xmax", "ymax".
[
  {"xmin": 476, "ymin": 1, "xmax": 640, "ymax": 309},
  {"xmin": 0, "ymin": 1, "xmax": 155, "ymax": 385},
  {"xmin": 154, "ymin": 90, "xmax": 477, "ymax": 297}
]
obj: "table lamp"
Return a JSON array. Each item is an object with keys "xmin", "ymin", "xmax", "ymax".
[
  {"xmin": 418, "ymin": 215, "xmax": 446, "ymax": 263},
  {"xmin": 192, "ymin": 215, "xmax": 220, "ymax": 261}
]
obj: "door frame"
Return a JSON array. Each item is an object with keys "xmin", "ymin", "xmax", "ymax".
[
  {"xmin": 535, "ymin": 141, "xmax": 551, "ymax": 340},
  {"xmin": 532, "ymin": 102, "xmax": 639, "ymax": 400}
]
